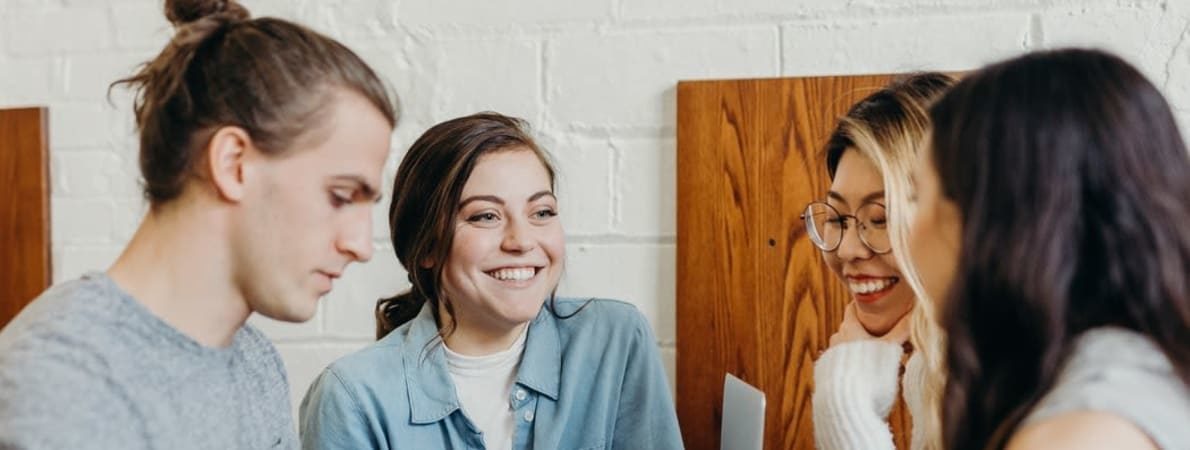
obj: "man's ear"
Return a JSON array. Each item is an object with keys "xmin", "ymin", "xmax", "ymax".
[{"xmin": 206, "ymin": 126, "xmax": 254, "ymax": 203}]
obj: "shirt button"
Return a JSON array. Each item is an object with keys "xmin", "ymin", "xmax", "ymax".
[
  {"xmin": 514, "ymin": 389, "xmax": 527, "ymax": 401},
  {"xmin": 523, "ymin": 410, "xmax": 535, "ymax": 422}
]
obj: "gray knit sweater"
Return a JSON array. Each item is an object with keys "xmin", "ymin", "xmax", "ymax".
[{"xmin": 1023, "ymin": 327, "xmax": 1190, "ymax": 450}]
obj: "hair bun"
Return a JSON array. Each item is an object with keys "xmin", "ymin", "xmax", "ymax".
[{"xmin": 165, "ymin": 0, "xmax": 249, "ymax": 27}]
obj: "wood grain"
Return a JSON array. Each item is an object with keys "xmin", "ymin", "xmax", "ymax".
[
  {"xmin": 0, "ymin": 107, "xmax": 51, "ymax": 330},
  {"xmin": 676, "ymin": 75, "xmax": 914, "ymax": 449}
]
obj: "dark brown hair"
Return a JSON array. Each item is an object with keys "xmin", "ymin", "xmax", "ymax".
[
  {"xmin": 112, "ymin": 0, "xmax": 397, "ymax": 206},
  {"xmin": 929, "ymin": 48, "xmax": 1190, "ymax": 449},
  {"xmin": 376, "ymin": 112, "xmax": 559, "ymax": 340}
]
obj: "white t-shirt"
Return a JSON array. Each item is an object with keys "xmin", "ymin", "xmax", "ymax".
[{"xmin": 444, "ymin": 327, "xmax": 528, "ymax": 450}]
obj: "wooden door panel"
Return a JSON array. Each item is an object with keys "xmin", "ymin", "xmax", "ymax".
[{"xmin": 0, "ymin": 107, "xmax": 51, "ymax": 329}]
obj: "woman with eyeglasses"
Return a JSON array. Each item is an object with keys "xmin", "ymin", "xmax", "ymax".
[{"xmin": 806, "ymin": 73, "xmax": 954, "ymax": 450}]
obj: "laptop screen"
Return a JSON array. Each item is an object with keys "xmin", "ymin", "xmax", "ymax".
[{"xmin": 721, "ymin": 373, "xmax": 766, "ymax": 450}]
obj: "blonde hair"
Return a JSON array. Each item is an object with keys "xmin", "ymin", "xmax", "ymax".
[{"xmin": 825, "ymin": 73, "xmax": 955, "ymax": 450}]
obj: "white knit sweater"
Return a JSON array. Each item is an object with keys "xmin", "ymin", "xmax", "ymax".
[{"xmin": 812, "ymin": 340, "xmax": 927, "ymax": 450}]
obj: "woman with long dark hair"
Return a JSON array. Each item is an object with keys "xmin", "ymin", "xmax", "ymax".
[{"xmin": 908, "ymin": 48, "xmax": 1190, "ymax": 449}]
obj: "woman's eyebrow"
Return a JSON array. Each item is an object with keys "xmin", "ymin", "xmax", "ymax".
[{"xmin": 458, "ymin": 195, "xmax": 504, "ymax": 209}]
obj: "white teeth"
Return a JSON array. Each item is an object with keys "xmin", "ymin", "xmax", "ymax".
[
  {"xmin": 490, "ymin": 268, "xmax": 535, "ymax": 281},
  {"xmin": 848, "ymin": 278, "xmax": 896, "ymax": 294}
]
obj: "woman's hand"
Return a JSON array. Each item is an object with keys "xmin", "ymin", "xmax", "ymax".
[{"xmin": 829, "ymin": 303, "xmax": 912, "ymax": 348}]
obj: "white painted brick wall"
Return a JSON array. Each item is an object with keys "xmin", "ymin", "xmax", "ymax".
[
  {"xmin": 5, "ymin": 0, "xmax": 1190, "ymax": 421},
  {"xmin": 0, "ymin": 58, "xmax": 54, "ymax": 104},
  {"xmin": 51, "ymin": 198, "xmax": 116, "ymax": 245},
  {"xmin": 548, "ymin": 28, "xmax": 778, "ymax": 128},
  {"xmin": 402, "ymin": 37, "xmax": 543, "ymax": 125},
  {"xmin": 3, "ymin": 6, "xmax": 112, "ymax": 56},
  {"xmin": 782, "ymin": 13, "xmax": 1033, "ymax": 75},
  {"xmin": 111, "ymin": 2, "xmax": 172, "ymax": 51},
  {"xmin": 63, "ymin": 54, "xmax": 146, "ymax": 101},
  {"xmin": 615, "ymin": 136, "xmax": 676, "ymax": 236},
  {"xmin": 547, "ymin": 133, "xmax": 615, "ymax": 235},
  {"xmin": 398, "ymin": 0, "xmax": 611, "ymax": 28}
]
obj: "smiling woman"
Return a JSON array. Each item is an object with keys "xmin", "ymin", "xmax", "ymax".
[
  {"xmin": 440, "ymin": 150, "xmax": 566, "ymax": 353},
  {"xmin": 808, "ymin": 73, "xmax": 955, "ymax": 450},
  {"xmin": 298, "ymin": 112, "xmax": 684, "ymax": 450}
]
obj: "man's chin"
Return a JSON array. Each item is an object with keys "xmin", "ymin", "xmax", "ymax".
[{"xmin": 254, "ymin": 298, "xmax": 318, "ymax": 324}]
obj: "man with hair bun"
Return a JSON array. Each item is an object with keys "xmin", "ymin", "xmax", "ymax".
[{"xmin": 0, "ymin": 0, "xmax": 397, "ymax": 448}]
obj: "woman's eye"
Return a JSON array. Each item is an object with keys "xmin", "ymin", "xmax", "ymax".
[
  {"xmin": 533, "ymin": 208, "xmax": 558, "ymax": 219},
  {"xmin": 467, "ymin": 212, "xmax": 499, "ymax": 223}
]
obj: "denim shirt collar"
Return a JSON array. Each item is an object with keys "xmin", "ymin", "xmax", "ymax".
[{"xmin": 399, "ymin": 302, "xmax": 562, "ymax": 424}]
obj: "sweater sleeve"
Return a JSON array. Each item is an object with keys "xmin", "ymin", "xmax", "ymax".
[
  {"xmin": 901, "ymin": 352, "xmax": 929, "ymax": 450},
  {"xmin": 812, "ymin": 340, "xmax": 904, "ymax": 450}
]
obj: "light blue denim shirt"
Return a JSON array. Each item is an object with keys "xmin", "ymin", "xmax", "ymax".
[{"xmin": 299, "ymin": 297, "xmax": 684, "ymax": 450}]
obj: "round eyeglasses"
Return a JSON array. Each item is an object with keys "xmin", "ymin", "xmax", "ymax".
[{"xmin": 799, "ymin": 201, "xmax": 891, "ymax": 254}]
